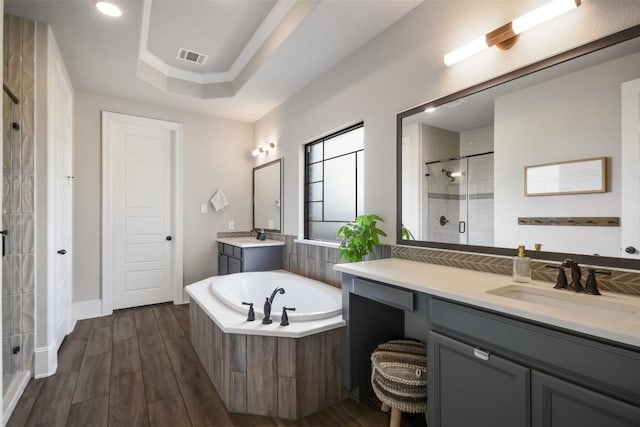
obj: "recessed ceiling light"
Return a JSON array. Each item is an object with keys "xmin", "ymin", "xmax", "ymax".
[{"xmin": 96, "ymin": 1, "xmax": 122, "ymax": 17}]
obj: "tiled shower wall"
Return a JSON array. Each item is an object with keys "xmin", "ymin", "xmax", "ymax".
[{"xmin": 2, "ymin": 15, "xmax": 35, "ymax": 376}]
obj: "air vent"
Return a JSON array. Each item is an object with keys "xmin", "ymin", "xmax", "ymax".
[{"xmin": 176, "ymin": 48, "xmax": 208, "ymax": 65}]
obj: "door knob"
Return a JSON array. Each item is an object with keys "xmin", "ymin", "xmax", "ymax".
[
  {"xmin": 625, "ymin": 246, "xmax": 637, "ymax": 254},
  {"xmin": 166, "ymin": 236, "xmax": 172, "ymax": 241},
  {"xmin": 57, "ymin": 249, "xmax": 67, "ymax": 255}
]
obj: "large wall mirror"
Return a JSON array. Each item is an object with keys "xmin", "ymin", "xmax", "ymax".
[
  {"xmin": 253, "ymin": 159, "xmax": 282, "ymax": 232},
  {"xmin": 397, "ymin": 25, "xmax": 640, "ymax": 269}
]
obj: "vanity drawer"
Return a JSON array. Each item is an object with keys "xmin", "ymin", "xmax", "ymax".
[
  {"xmin": 233, "ymin": 246, "xmax": 243, "ymax": 259},
  {"xmin": 222, "ymin": 243, "xmax": 234, "ymax": 256},
  {"xmin": 430, "ymin": 298, "xmax": 640, "ymax": 404},
  {"xmin": 353, "ymin": 278, "xmax": 414, "ymax": 312}
]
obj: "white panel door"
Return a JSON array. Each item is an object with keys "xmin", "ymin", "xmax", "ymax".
[
  {"xmin": 53, "ymin": 61, "xmax": 73, "ymax": 348},
  {"xmin": 111, "ymin": 119, "xmax": 174, "ymax": 309},
  {"xmin": 621, "ymin": 78, "xmax": 640, "ymax": 259}
]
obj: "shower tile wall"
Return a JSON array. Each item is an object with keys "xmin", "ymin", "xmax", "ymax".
[{"xmin": 2, "ymin": 15, "xmax": 36, "ymax": 376}]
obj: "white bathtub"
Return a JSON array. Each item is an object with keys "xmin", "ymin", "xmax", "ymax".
[
  {"xmin": 209, "ymin": 270, "xmax": 342, "ymax": 321},
  {"xmin": 186, "ymin": 270, "xmax": 345, "ymax": 338}
]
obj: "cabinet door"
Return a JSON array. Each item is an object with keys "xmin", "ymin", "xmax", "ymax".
[
  {"xmin": 532, "ymin": 371, "xmax": 640, "ymax": 427},
  {"xmin": 228, "ymin": 257, "xmax": 242, "ymax": 274},
  {"xmin": 218, "ymin": 254, "xmax": 228, "ymax": 275},
  {"xmin": 429, "ymin": 332, "xmax": 530, "ymax": 427}
]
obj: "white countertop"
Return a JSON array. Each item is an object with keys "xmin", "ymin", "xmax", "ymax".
[
  {"xmin": 185, "ymin": 277, "xmax": 345, "ymax": 339},
  {"xmin": 334, "ymin": 258, "xmax": 640, "ymax": 349},
  {"xmin": 217, "ymin": 236, "xmax": 285, "ymax": 248}
]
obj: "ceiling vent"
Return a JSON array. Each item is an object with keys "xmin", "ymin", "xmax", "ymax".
[{"xmin": 176, "ymin": 48, "xmax": 208, "ymax": 65}]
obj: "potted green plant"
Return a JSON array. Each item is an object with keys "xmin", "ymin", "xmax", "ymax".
[{"xmin": 336, "ymin": 214, "xmax": 387, "ymax": 262}]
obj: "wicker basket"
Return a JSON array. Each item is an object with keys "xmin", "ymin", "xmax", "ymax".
[{"xmin": 370, "ymin": 339, "xmax": 427, "ymax": 414}]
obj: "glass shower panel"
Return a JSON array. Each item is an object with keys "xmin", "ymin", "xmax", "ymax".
[
  {"xmin": 424, "ymin": 158, "xmax": 467, "ymax": 244},
  {"xmin": 2, "ymin": 90, "xmax": 17, "ymax": 394},
  {"xmin": 467, "ymin": 154, "xmax": 495, "ymax": 246}
]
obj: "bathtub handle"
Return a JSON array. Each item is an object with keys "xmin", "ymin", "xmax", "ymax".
[
  {"xmin": 280, "ymin": 306, "xmax": 296, "ymax": 327},
  {"xmin": 241, "ymin": 302, "xmax": 255, "ymax": 322}
]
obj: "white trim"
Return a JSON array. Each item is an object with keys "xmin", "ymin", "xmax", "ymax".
[
  {"xmin": 137, "ymin": 0, "xmax": 295, "ymax": 85},
  {"xmin": 101, "ymin": 112, "xmax": 184, "ymax": 315},
  {"xmin": 3, "ymin": 370, "xmax": 30, "ymax": 426},
  {"xmin": 293, "ymin": 239, "xmax": 340, "ymax": 249},
  {"xmin": 34, "ymin": 345, "xmax": 57, "ymax": 378},
  {"xmin": 73, "ymin": 299, "xmax": 103, "ymax": 323},
  {"xmin": 46, "ymin": 25, "xmax": 75, "ymax": 362}
]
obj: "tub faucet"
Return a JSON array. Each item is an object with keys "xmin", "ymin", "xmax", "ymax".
[{"xmin": 262, "ymin": 287, "xmax": 285, "ymax": 324}]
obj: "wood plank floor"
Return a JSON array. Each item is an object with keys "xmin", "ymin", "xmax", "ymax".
[{"xmin": 7, "ymin": 303, "xmax": 399, "ymax": 427}]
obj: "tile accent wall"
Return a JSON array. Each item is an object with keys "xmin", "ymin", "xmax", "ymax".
[
  {"xmin": 2, "ymin": 15, "xmax": 36, "ymax": 377},
  {"xmin": 217, "ymin": 231, "xmax": 640, "ymax": 296},
  {"xmin": 392, "ymin": 245, "xmax": 640, "ymax": 297},
  {"xmin": 216, "ymin": 231, "xmax": 390, "ymax": 288}
]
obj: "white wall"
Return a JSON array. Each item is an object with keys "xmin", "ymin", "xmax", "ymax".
[
  {"xmin": 252, "ymin": 0, "xmax": 640, "ymax": 242},
  {"xmin": 494, "ymin": 51, "xmax": 640, "ymax": 256},
  {"xmin": 74, "ymin": 93, "xmax": 253, "ymax": 302}
]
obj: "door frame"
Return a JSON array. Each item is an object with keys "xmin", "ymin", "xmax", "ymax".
[{"xmin": 101, "ymin": 111, "xmax": 184, "ymax": 315}]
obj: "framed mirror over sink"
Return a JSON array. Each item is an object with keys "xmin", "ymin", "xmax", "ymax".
[
  {"xmin": 397, "ymin": 24, "xmax": 640, "ymax": 270},
  {"xmin": 253, "ymin": 158, "xmax": 283, "ymax": 233}
]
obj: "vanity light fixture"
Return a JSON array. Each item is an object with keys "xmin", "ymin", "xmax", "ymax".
[
  {"xmin": 444, "ymin": 0, "xmax": 581, "ymax": 66},
  {"xmin": 251, "ymin": 142, "xmax": 277, "ymax": 157},
  {"xmin": 96, "ymin": 1, "xmax": 122, "ymax": 17}
]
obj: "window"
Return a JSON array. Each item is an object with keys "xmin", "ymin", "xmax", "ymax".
[{"xmin": 304, "ymin": 123, "xmax": 364, "ymax": 241}]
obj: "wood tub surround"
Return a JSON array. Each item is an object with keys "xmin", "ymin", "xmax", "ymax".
[{"xmin": 190, "ymin": 299, "xmax": 345, "ymax": 419}]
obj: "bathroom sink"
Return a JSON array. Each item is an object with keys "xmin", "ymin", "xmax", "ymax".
[{"xmin": 486, "ymin": 285, "xmax": 640, "ymax": 320}]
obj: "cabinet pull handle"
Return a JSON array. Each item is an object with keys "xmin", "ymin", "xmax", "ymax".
[{"xmin": 473, "ymin": 348, "xmax": 490, "ymax": 361}]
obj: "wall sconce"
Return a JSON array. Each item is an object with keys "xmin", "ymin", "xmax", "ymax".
[
  {"xmin": 251, "ymin": 142, "xmax": 277, "ymax": 156},
  {"xmin": 444, "ymin": 0, "xmax": 581, "ymax": 66}
]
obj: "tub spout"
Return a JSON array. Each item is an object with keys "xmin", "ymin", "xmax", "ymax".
[
  {"xmin": 269, "ymin": 287, "xmax": 285, "ymax": 304},
  {"xmin": 262, "ymin": 297, "xmax": 272, "ymax": 324},
  {"xmin": 262, "ymin": 287, "xmax": 285, "ymax": 325}
]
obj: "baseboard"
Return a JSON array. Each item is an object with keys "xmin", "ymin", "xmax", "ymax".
[
  {"xmin": 73, "ymin": 299, "xmax": 103, "ymax": 323},
  {"xmin": 181, "ymin": 289, "xmax": 190, "ymax": 304},
  {"xmin": 3, "ymin": 370, "xmax": 30, "ymax": 426},
  {"xmin": 34, "ymin": 345, "xmax": 57, "ymax": 378}
]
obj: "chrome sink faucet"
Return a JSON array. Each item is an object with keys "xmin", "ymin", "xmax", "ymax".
[{"xmin": 262, "ymin": 287, "xmax": 285, "ymax": 324}]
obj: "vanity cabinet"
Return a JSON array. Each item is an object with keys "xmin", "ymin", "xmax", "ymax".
[
  {"xmin": 217, "ymin": 242, "xmax": 283, "ymax": 275},
  {"xmin": 429, "ymin": 298, "xmax": 640, "ymax": 427},
  {"xmin": 531, "ymin": 371, "xmax": 640, "ymax": 427},
  {"xmin": 429, "ymin": 332, "xmax": 530, "ymax": 427}
]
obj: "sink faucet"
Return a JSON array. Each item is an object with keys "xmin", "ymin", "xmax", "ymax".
[
  {"xmin": 561, "ymin": 259, "xmax": 584, "ymax": 293},
  {"xmin": 262, "ymin": 287, "xmax": 285, "ymax": 324}
]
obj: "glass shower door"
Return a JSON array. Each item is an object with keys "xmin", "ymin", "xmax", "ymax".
[
  {"xmin": 424, "ymin": 158, "xmax": 467, "ymax": 244},
  {"xmin": 424, "ymin": 153, "xmax": 494, "ymax": 246}
]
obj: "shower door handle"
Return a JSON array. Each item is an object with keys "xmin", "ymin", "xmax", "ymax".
[
  {"xmin": 0, "ymin": 230, "xmax": 6, "ymax": 257},
  {"xmin": 458, "ymin": 221, "xmax": 466, "ymax": 234}
]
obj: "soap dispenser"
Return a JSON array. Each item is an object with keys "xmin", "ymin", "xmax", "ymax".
[{"xmin": 513, "ymin": 245, "xmax": 531, "ymax": 283}]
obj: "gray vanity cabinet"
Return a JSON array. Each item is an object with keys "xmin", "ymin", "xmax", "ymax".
[
  {"xmin": 217, "ymin": 242, "xmax": 283, "ymax": 275},
  {"xmin": 531, "ymin": 371, "xmax": 640, "ymax": 427},
  {"xmin": 429, "ymin": 331, "xmax": 530, "ymax": 427}
]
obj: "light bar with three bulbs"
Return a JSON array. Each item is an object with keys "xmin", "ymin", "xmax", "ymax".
[
  {"xmin": 251, "ymin": 142, "xmax": 277, "ymax": 157},
  {"xmin": 444, "ymin": 0, "xmax": 581, "ymax": 67}
]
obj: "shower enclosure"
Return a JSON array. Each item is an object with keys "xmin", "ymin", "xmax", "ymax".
[
  {"xmin": 2, "ymin": 83, "xmax": 31, "ymax": 409},
  {"xmin": 424, "ymin": 152, "xmax": 494, "ymax": 246}
]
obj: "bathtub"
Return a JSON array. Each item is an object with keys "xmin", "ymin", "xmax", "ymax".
[
  {"xmin": 186, "ymin": 270, "xmax": 346, "ymax": 419},
  {"xmin": 185, "ymin": 270, "xmax": 345, "ymax": 338},
  {"xmin": 210, "ymin": 270, "xmax": 342, "ymax": 321}
]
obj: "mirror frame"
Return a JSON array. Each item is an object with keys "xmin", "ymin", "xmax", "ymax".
[
  {"xmin": 253, "ymin": 158, "xmax": 283, "ymax": 233},
  {"xmin": 396, "ymin": 24, "xmax": 640, "ymax": 270}
]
